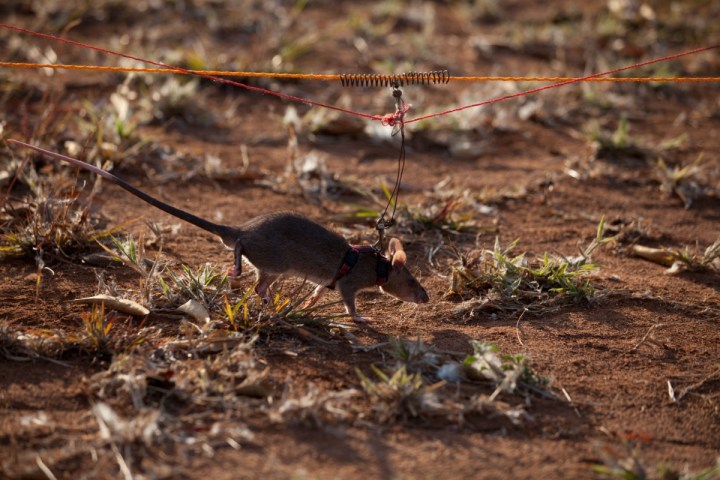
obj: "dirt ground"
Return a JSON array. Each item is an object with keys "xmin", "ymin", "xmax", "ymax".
[{"xmin": 1, "ymin": 1, "xmax": 719, "ymax": 479}]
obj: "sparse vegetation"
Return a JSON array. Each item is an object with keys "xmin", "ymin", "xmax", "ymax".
[
  {"xmin": 81, "ymin": 303, "xmax": 113, "ymax": 350},
  {"xmin": 632, "ymin": 239, "xmax": 720, "ymax": 274},
  {"xmin": 593, "ymin": 441, "xmax": 720, "ymax": 480},
  {"xmin": 407, "ymin": 193, "xmax": 482, "ymax": 235},
  {"xmin": 448, "ymin": 218, "xmax": 611, "ymax": 316},
  {"xmin": 0, "ymin": 167, "xmax": 109, "ymax": 262},
  {"xmin": 352, "ymin": 335, "xmax": 551, "ymax": 425},
  {"xmin": 357, "ymin": 364, "xmax": 449, "ymax": 422},
  {"xmin": 339, "ymin": 181, "xmax": 488, "ymax": 236},
  {"xmin": 586, "ymin": 113, "xmax": 648, "ymax": 162},
  {"xmin": 655, "ymin": 155, "xmax": 717, "ymax": 209},
  {"xmin": 157, "ymin": 263, "xmax": 228, "ymax": 309},
  {"xmin": 1, "ymin": 1, "xmax": 719, "ymax": 478},
  {"xmin": 463, "ymin": 340, "xmax": 551, "ymax": 399},
  {"xmin": 223, "ymin": 283, "xmax": 349, "ymax": 340}
]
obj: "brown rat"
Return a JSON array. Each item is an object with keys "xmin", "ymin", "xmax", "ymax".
[{"xmin": 9, "ymin": 140, "xmax": 429, "ymax": 321}]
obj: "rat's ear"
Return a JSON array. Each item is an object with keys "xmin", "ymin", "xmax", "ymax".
[{"xmin": 388, "ymin": 238, "xmax": 407, "ymax": 272}]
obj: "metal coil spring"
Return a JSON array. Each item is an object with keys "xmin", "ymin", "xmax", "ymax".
[{"xmin": 340, "ymin": 70, "xmax": 450, "ymax": 87}]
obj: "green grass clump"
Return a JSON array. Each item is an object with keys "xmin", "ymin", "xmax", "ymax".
[
  {"xmin": 157, "ymin": 263, "xmax": 228, "ymax": 309},
  {"xmin": 448, "ymin": 218, "xmax": 612, "ymax": 315},
  {"xmin": 356, "ymin": 336, "xmax": 553, "ymax": 425},
  {"xmin": 585, "ymin": 114, "xmax": 649, "ymax": 162},
  {"xmin": 356, "ymin": 364, "xmax": 448, "ymax": 422},
  {"xmin": 224, "ymin": 284, "xmax": 348, "ymax": 341},
  {"xmin": 463, "ymin": 340, "xmax": 550, "ymax": 400}
]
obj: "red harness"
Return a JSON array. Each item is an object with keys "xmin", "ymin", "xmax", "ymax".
[{"xmin": 327, "ymin": 245, "xmax": 391, "ymax": 289}]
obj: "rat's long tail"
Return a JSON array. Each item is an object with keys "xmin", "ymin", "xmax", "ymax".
[{"xmin": 8, "ymin": 139, "xmax": 236, "ymax": 239}]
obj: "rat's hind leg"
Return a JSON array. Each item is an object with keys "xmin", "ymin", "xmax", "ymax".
[
  {"xmin": 230, "ymin": 242, "xmax": 243, "ymax": 277},
  {"xmin": 228, "ymin": 243, "xmax": 246, "ymax": 290}
]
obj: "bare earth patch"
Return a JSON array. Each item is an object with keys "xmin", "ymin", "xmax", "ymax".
[{"xmin": 1, "ymin": 1, "xmax": 719, "ymax": 479}]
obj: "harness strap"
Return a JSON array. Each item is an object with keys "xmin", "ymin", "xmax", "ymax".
[
  {"xmin": 327, "ymin": 245, "xmax": 391, "ymax": 289},
  {"xmin": 327, "ymin": 247, "xmax": 360, "ymax": 289},
  {"xmin": 375, "ymin": 255, "xmax": 390, "ymax": 285}
]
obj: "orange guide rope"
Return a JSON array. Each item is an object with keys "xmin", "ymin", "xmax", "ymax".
[{"xmin": 1, "ymin": 61, "xmax": 719, "ymax": 83}]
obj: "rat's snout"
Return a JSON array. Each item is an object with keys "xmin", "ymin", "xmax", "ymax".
[
  {"xmin": 381, "ymin": 269, "xmax": 430, "ymax": 305},
  {"xmin": 416, "ymin": 288, "xmax": 430, "ymax": 304}
]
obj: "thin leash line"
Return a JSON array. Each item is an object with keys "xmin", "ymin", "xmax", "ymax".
[
  {"xmin": 406, "ymin": 44, "xmax": 720, "ymax": 124},
  {"xmin": 3, "ymin": 61, "xmax": 720, "ymax": 83},
  {"xmin": 390, "ymin": 128, "xmax": 405, "ymax": 222},
  {"xmin": 379, "ymin": 124, "xmax": 405, "ymax": 230},
  {"xmin": 375, "ymin": 85, "xmax": 408, "ymax": 246},
  {"xmin": 0, "ymin": 23, "xmax": 379, "ymax": 121}
]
